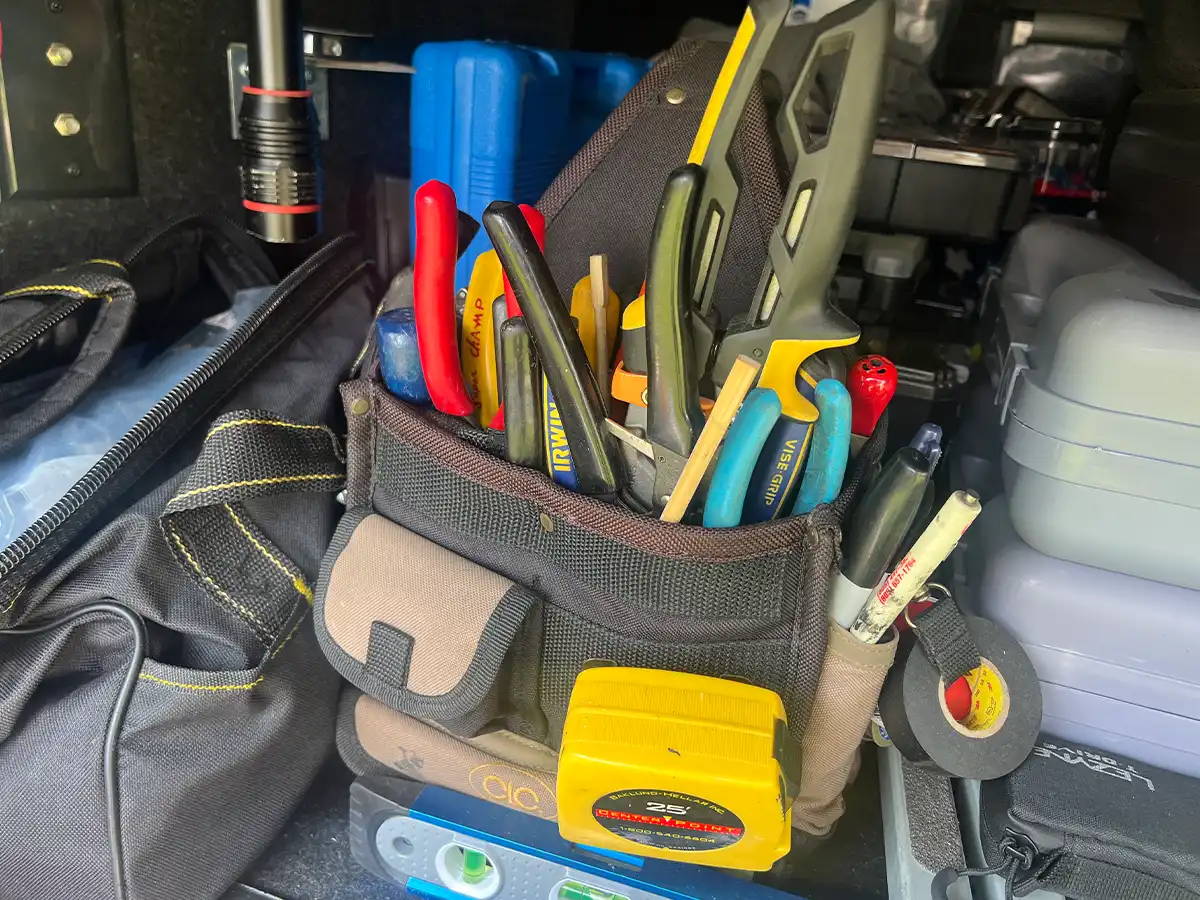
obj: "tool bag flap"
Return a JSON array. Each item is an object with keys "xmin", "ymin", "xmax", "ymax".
[
  {"xmin": 539, "ymin": 36, "xmax": 782, "ymax": 322},
  {"xmin": 319, "ymin": 505, "xmax": 541, "ymax": 735}
]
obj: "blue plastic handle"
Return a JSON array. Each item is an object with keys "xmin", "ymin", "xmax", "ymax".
[
  {"xmin": 377, "ymin": 308, "xmax": 431, "ymax": 405},
  {"xmin": 791, "ymin": 379, "xmax": 852, "ymax": 516},
  {"xmin": 703, "ymin": 388, "xmax": 782, "ymax": 528}
]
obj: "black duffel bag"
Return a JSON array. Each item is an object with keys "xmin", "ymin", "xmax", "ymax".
[{"xmin": 0, "ymin": 218, "xmax": 374, "ymax": 900}]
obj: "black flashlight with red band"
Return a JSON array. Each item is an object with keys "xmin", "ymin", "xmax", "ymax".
[{"xmin": 238, "ymin": 0, "xmax": 322, "ymax": 243}]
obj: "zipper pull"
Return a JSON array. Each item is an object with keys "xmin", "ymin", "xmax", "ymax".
[
  {"xmin": 930, "ymin": 833, "xmax": 1037, "ymax": 900},
  {"xmin": 997, "ymin": 831, "xmax": 1038, "ymax": 900}
]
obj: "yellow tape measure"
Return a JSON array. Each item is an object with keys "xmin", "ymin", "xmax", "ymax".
[{"xmin": 557, "ymin": 667, "xmax": 795, "ymax": 871}]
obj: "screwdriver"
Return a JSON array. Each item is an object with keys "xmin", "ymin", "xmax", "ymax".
[
  {"xmin": 484, "ymin": 201, "xmax": 621, "ymax": 496},
  {"xmin": 501, "ymin": 317, "xmax": 543, "ymax": 469},
  {"xmin": 542, "ymin": 274, "xmax": 619, "ymax": 488},
  {"xmin": 848, "ymin": 354, "xmax": 897, "ymax": 453}
]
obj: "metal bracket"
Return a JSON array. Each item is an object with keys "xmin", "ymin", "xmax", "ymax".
[
  {"xmin": 302, "ymin": 29, "xmax": 416, "ymax": 74},
  {"xmin": 0, "ymin": 0, "xmax": 137, "ymax": 201},
  {"xmin": 226, "ymin": 30, "xmax": 414, "ymax": 141}
]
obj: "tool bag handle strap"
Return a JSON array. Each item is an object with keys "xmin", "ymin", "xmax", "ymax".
[{"xmin": 160, "ymin": 408, "xmax": 346, "ymax": 643}]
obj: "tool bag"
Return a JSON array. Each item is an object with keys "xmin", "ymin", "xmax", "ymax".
[
  {"xmin": 316, "ymin": 34, "xmax": 896, "ymax": 837},
  {"xmin": 949, "ymin": 739, "xmax": 1200, "ymax": 900},
  {"xmin": 0, "ymin": 219, "xmax": 375, "ymax": 900}
]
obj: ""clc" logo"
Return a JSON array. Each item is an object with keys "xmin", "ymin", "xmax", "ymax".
[{"xmin": 467, "ymin": 763, "xmax": 558, "ymax": 820}]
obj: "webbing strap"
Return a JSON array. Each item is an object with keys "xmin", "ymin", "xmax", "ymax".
[{"xmin": 161, "ymin": 409, "xmax": 345, "ymax": 645}]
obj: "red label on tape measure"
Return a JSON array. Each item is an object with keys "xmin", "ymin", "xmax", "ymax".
[{"xmin": 592, "ymin": 790, "xmax": 744, "ymax": 851}]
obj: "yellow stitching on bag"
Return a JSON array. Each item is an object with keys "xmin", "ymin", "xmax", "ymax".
[
  {"xmin": 270, "ymin": 618, "xmax": 305, "ymax": 659},
  {"xmin": 0, "ymin": 284, "xmax": 112, "ymax": 302},
  {"xmin": 207, "ymin": 418, "xmax": 330, "ymax": 439},
  {"xmin": 1, "ymin": 585, "xmax": 26, "ymax": 616},
  {"xmin": 137, "ymin": 617, "xmax": 305, "ymax": 693},
  {"xmin": 168, "ymin": 526, "xmax": 271, "ymax": 638},
  {"xmin": 167, "ymin": 473, "xmax": 342, "ymax": 505},
  {"xmin": 86, "ymin": 258, "xmax": 126, "ymax": 269},
  {"xmin": 138, "ymin": 673, "xmax": 265, "ymax": 692},
  {"xmin": 1, "ymin": 284, "xmax": 101, "ymax": 298},
  {"xmin": 224, "ymin": 504, "xmax": 313, "ymax": 603}
]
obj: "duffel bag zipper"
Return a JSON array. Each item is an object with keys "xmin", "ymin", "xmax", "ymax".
[
  {"xmin": 0, "ymin": 213, "xmax": 271, "ymax": 371},
  {"xmin": 0, "ymin": 231, "xmax": 362, "ymax": 581},
  {"xmin": 0, "ymin": 296, "xmax": 94, "ymax": 369}
]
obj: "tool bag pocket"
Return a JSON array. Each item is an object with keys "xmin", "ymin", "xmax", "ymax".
[
  {"xmin": 337, "ymin": 687, "xmax": 562, "ymax": 820},
  {"xmin": 316, "ymin": 374, "xmax": 886, "ymax": 751},
  {"xmin": 319, "ymin": 507, "xmax": 542, "ymax": 736},
  {"xmin": 793, "ymin": 620, "xmax": 898, "ymax": 836}
]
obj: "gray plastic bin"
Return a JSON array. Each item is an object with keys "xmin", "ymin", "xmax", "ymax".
[
  {"xmin": 953, "ymin": 217, "xmax": 1176, "ymax": 501},
  {"xmin": 966, "ymin": 499, "xmax": 1200, "ymax": 779},
  {"xmin": 1003, "ymin": 267, "xmax": 1200, "ymax": 589}
]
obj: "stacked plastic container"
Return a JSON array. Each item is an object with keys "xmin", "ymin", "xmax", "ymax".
[
  {"xmin": 410, "ymin": 42, "xmax": 650, "ymax": 290},
  {"xmin": 957, "ymin": 215, "xmax": 1200, "ymax": 778}
]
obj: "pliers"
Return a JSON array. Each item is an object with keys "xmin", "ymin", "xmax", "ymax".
[{"xmin": 413, "ymin": 180, "xmax": 474, "ymax": 417}]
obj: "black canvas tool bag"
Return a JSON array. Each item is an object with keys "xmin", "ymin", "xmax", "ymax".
[
  {"xmin": 316, "ymin": 35, "xmax": 895, "ymax": 836},
  {"xmin": 962, "ymin": 739, "xmax": 1200, "ymax": 900},
  {"xmin": 0, "ymin": 220, "xmax": 375, "ymax": 900}
]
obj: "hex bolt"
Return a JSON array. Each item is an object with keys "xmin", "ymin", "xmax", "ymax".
[
  {"xmin": 54, "ymin": 113, "xmax": 82, "ymax": 137},
  {"xmin": 46, "ymin": 43, "xmax": 74, "ymax": 67}
]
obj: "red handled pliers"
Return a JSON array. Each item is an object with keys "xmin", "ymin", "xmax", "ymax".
[{"xmin": 414, "ymin": 180, "xmax": 475, "ymax": 417}]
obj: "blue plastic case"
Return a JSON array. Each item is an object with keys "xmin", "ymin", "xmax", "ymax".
[{"xmin": 410, "ymin": 41, "xmax": 648, "ymax": 289}]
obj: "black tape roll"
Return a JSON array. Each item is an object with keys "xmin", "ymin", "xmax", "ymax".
[{"xmin": 878, "ymin": 616, "xmax": 1042, "ymax": 780}]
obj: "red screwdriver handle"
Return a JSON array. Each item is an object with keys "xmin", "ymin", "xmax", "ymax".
[
  {"xmin": 848, "ymin": 355, "xmax": 897, "ymax": 437},
  {"xmin": 503, "ymin": 204, "xmax": 546, "ymax": 318},
  {"xmin": 414, "ymin": 180, "xmax": 475, "ymax": 416}
]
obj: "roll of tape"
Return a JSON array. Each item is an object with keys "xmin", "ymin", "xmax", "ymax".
[{"xmin": 878, "ymin": 616, "xmax": 1041, "ymax": 780}]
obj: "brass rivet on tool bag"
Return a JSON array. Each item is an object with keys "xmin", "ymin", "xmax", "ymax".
[
  {"xmin": 350, "ymin": 397, "xmax": 370, "ymax": 415},
  {"xmin": 666, "ymin": 87, "xmax": 686, "ymax": 105},
  {"xmin": 46, "ymin": 43, "xmax": 73, "ymax": 67},
  {"xmin": 539, "ymin": 513, "xmax": 555, "ymax": 533}
]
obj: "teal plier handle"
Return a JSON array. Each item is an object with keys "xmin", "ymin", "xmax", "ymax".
[
  {"xmin": 704, "ymin": 379, "xmax": 851, "ymax": 527},
  {"xmin": 790, "ymin": 379, "xmax": 852, "ymax": 516},
  {"xmin": 704, "ymin": 388, "xmax": 782, "ymax": 528}
]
